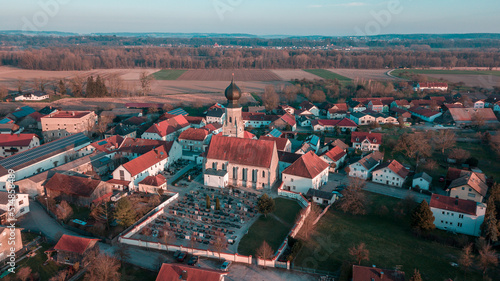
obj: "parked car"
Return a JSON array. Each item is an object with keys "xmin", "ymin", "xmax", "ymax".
[
  {"xmin": 173, "ymin": 250, "xmax": 182, "ymax": 259},
  {"xmin": 220, "ymin": 261, "xmax": 232, "ymax": 271},
  {"xmin": 187, "ymin": 256, "xmax": 199, "ymax": 266},
  {"xmin": 177, "ymin": 252, "xmax": 187, "ymax": 262}
]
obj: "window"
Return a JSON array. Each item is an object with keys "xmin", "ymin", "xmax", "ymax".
[
  {"xmin": 212, "ymin": 162, "xmax": 217, "ymax": 169},
  {"xmin": 252, "ymin": 169, "xmax": 257, "ymax": 182},
  {"xmin": 468, "ymin": 193, "xmax": 476, "ymax": 198},
  {"xmin": 459, "ymin": 214, "xmax": 464, "ymax": 219},
  {"xmin": 242, "ymin": 168, "xmax": 247, "ymax": 181},
  {"xmin": 262, "ymin": 171, "xmax": 265, "ymax": 177},
  {"xmin": 233, "ymin": 167, "xmax": 238, "ymax": 180},
  {"xmin": 458, "ymin": 223, "xmax": 463, "ymax": 227}
]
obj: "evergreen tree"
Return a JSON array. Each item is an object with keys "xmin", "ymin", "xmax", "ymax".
[
  {"xmin": 206, "ymin": 195, "xmax": 211, "ymax": 209},
  {"xmin": 58, "ymin": 79, "xmax": 67, "ymax": 95},
  {"xmin": 86, "ymin": 76, "xmax": 95, "ymax": 97},
  {"xmin": 216, "ymin": 197, "xmax": 220, "ymax": 210},
  {"xmin": 257, "ymin": 194, "xmax": 275, "ymax": 217},
  {"xmin": 410, "ymin": 200, "xmax": 435, "ymax": 231},
  {"xmin": 114, "ymin": 198, "xmax": 136, "ymax": 227}
]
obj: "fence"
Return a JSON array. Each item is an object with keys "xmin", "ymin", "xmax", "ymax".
[{"xmin": 277, "ymin": 184, "xmax": 309, "ymax": 207}]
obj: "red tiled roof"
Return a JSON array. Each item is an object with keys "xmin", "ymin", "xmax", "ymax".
[
  {"xmin": 0, "ymin": 134, "xmax": 38, "ymax": 147},
  {"xmin": 329, "ymin": 103, "xmax": 348, "ymax": 112},
  {"xmin": 393, "ymin": 99, "xmax": 409, "ymax": 106},
  {"xmin": 145, "ymin": 115, "xmax": 190, "ymax": 137},
  {"xmin": 54, "ymin": 234, "xmax": 99, "ymax": 254},
  {"xmin": 430, "ymin": 194, "xmax": 478, "ymax": 216},
  {"xmin": 299, "ymin": 101, "xmax": 316, "ymax": 111},
  {"xmin": 408, "ymin": 106, "xmax": 441, "ymax": 118},
  {"xmin": 106, "ymin": 179, "xmax": 131, "ymax": 186},
  {"xmin": 202, "ymin": 123, "xmax": 222, "ymax": 132},
  {"xmin": 91, "ymin": 135, "xmax": 124, "ymax": 152},
  {"xmin": 179, "ymin": 128, "xmax": 209, "ymax": 141},
  {"xmin": 139, "ymin": 174, "xmax": 166, "ymax": 186},
  {"xmin": 184, "ymin": 116, "xmax": 205, "ymax": 125},
  {"xmin": 206, "ymin": 135, "xmax": 276, "ymax": 168},
  {"xmin": 122, "ymin": 145, "xmax": 171, "ymax": 177},
  {"xmin": 351, "ymin": 132, "xmax": 382, "ymax": 144},
  {"xmin": 124, "ymin": 116, "xmax": 148, "ymax": 126},
  {"xmin": 43, "ymin": 111, "xmax": 93, "ymax": 119},
  {"xmin": 243, "ymin": 131, "xmax": 256, "ymax": 139},
  {"xmin": 259, "ymin": 136, "xmax": 290, "ymax": 151},
  {"xmin": 156, "ymin": 264, "xmax": 227, "ymax": 281},
  {"xmin": 374, "ymin": 160, "xmax": 409, "ymax": 179},
  {"xmin": 279, "ymin": 113, "xmax": 296, "ymax": 126},
  {"xmin": 322, "ymin": 146, "xmax": 346, "ymax": 162},
  {"xmin": 44, "ymin": 173, "xmax": 104, "ymax": 197},
  {"xmin": 352, "ymin": 265, "xmax": 405, "ymax": 281},
  {"xmin": 118, "ymin": 138, "xmax": 171, "ymax": 155},
  {"xmin": 283, "ymin": 151, "xmax": 329, "ymax": 179},
  {"xmin": 369, "ymin": 100, "xmax": 383, "ymax": 106}
]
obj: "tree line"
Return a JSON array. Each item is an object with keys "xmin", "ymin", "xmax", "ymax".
[{"xmin": 0, "ymin": 46, "xmax": 498, "ymax": 71}]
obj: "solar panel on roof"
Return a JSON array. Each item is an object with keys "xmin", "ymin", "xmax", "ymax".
[{"xmin": 167, "ymin": 108, "xmax": 188, "ymax": 116}]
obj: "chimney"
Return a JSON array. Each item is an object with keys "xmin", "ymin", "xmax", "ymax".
[
  {"xmin": 380, "ymin": 271, "xmax": 384, "ymax": 279},
  {"xmin": 72, "ymin": 111, "xmax": 75, "ymax": 116},
  {"xmin": 181, "ymin": 270, "xmax": 188, "ymax": 280}
]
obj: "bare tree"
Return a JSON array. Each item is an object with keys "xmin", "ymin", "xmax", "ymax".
[
  {"xmin": 471, "ymin": 112, "xmax": 485, "ymax": 129},
  {"xmin": 448, "ymin": 148, "xmax": 470, "ymax": 163},
  {"xmin": 431, "ymin": 130, "xmax": 456, "ymax": 154},
  {"xmin": 349, "ymin": 243, "xmax": 369, "ymax": 265},
  {"xmin": 107, "ymin": 73, "xmax": 124, "ymax": 97},
  {"xmin": 262, "ymin": 85, "xmax": 279, "ymax": 111},
  {"xmin": 478, "ymin": 243, "xmax": 498, "ymax": 275},
  {"xmin": 139, "ymin": 72, "xmax": 154, "ymax": 96},
  {"xmin": 283, "ymin": 85, "xmax": 299, "ymax": 103},
  {"xmin": 337, "ymin": 178, "xmax": 367, "ymax": 215},
  {"xmin": 256, "ymin": 240, "xmax": 273, "ymax": 267},
  {"xmin": 458, "ymin": 244, "xmax": 474, "ymax": 279},
  {"xmin": 55, "ymin": 200, "xmax": 73, "ymax": 221},
  {"xmin": 17, "ymin": 267, "xmax": 32, "ymax": 281},
  {"xmin": 212, "ymin": 231, "xmax": 228, "ymax": 259},
  {"xmin": 297, "ymin": 202, "xmax": 321, "ymax": 240},
  {"xmin": 310, "ymin": 90, "xmax": 326, "ymax": 103},
  {"xmin": 15, "ymin": 78, "xmax": 25, "ymax": 94},
  {"xmin": 69, "ymin": 75, "xmax": 84, "ymax": 97},
  {"xmin": 84, "ymin": 253, "xmax": 121, "ymax": 281},
  {"xmin": 395, "ymin": 133, "xmax": 432, "ymax": 170}
]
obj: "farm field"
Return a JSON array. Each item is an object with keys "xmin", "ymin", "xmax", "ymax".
[
  {"xmin": 303, "ymin": 69, "xmax": 352, "ymax": 81},
  {"xmin": 327, "ymin": 68, "xmax": 401, "ymax": 81},
  {"xmin": 151, "ymin": 69, "xmax": 187, "ymax": 80},
  {"xmin": 392, "ymin": 69, "xmax": 500, "ymax": 76},
  {"xmin": 392, "ymin": 68, "xmax": 500, "ymax": 88},
  {"xmin": 294, "ymin": 192, "xmax": 483, "ymax": 281},
  {"xmin": 271, "ymin": 69, "xmax": 324, "ymax": 81},
  {"xmin": 177, "ymin": 69, "xmax": 282, "ymax": 81}
]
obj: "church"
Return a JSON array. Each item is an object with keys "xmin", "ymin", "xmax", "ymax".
[{"xmin": 204, "ymin": 78, "xmax": 279, "ymax": 189}]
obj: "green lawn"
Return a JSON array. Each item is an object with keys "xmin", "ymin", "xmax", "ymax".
[
  {"xmin": 392, "ymin": 69, "xmax": 500, "ymax": 77},
  {"xmin": 238, "ymin": 198, "xmax": 303, "ymax": 256},
  {"xmin": 294, "ymin": 192, "xmax": 482, "ymax": 281},
  {"xmin": 151, "ymin": 69, "xmax": 187, "ymax": 80},
  {"xmin": 455, "ymin": 141, "xmax": 500, "ymax": 180},
  {"xmin": 303, "ymin": 69, "xmax": 352, "ymax": 81}
]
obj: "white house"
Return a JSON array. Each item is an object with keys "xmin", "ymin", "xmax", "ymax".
[
  {"xmin": 348, "ymin": 151, "xmax": 383, "ymax": 180},
  {"xmin": 412, "ymin": 172, "xmax": 432, "ymax": 190},
  {"xmin": 430, "ymin": 194, "xmax": 486, "ymax": 237},
  {"xmin": 203, "ymin": 169, "xmax": 229, "ymax": 188},
  {"xmin": 299, "ymin": 101, "xmax": 320, "ymax": 117},
  {"xmin": 351, "ymin": 132, "xmax": 382, "ymax": 152},
  {"xmin": 206, "ymin": 108, "xmax": 226, "ymax": 124},
  {"xmin": 311, "ymin": 118, "xmax": 357, "ymax": 132},
  {"xmin": 414, "ymin": 82, "xmax": 448, "ymax": 92},
  {"xmin": 0, "ymin": 191, "xmax": 29, "ymax": 218},
  {"xmin": 349, "ymin": 112, "xmax": 376, "ymax": 126},
  {"xmin": 0, "ymin": 134, "xmax": 40, "ymax": 157},
  {"xmin": 306, "ymin": 189, "xmax": 338, "ymax": 205},
  {"xmin": 282, "ymin": 151, "xmax": 329, "ymax": 194},
  {"xmin": 14, "ymin": 91, "xmax": 49, "ymax": 101},
  {"xmin": 320, "ymin": 146, "xmax": 347, "ymax": 172},
  {"xmin": 372, "ymin": 160, "xmax": 409, "ymax": 187},
  {"xmin": 112, "ymin": 142, "xmax": 181, "ymax": 189}
]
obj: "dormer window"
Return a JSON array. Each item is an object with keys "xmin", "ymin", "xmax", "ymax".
[{"xmin": 373, "ymin": 139, "xmax": 377, "ymax": 143}]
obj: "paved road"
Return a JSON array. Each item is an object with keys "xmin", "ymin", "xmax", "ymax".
[{"xmin": 329, "ymin": 173, "xmax": 431, "ymax": 203}]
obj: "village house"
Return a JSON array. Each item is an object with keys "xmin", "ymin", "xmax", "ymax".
[
  {"xmin": 104, "ymin": 123, "xmax": 138, "ymax": 139},
  {"xmin": 279, "ymin": 105, "xmax": 295, "ymax": 115},
  {"xmin": 349, "ymin": 111, "xmax": 376, "ymax": 125},
  {"xmin": 390, "ymin": 107, "xmax": 412, "ymax": 122},
  {"xmin": 446, "ymin": 168, "xmax": 488, "ymax": 203},
  {"xmin": 44, "ymin": 173, "xmax": 113, "ymax": 206},
  {"xmin": 306, "ymin": 189, "xmax": 337, "ymax": 205},
  {"xmin": 0, "ymin": 133, "xmax": 40, "ymax": 157},
  {"xmin": 367, "ymin": 100, "xmax": 384, "ymax": 113},
  {"xmin": 311, "ymin": 118, "xmax": 357, "ymax": 132},
  {"xmin": 327, "ymin": 103, "xmax": 348, "ymax": 119},
  {"xmin": 204, "ymin": 135, "xmax": 279, "ymax": 190},
  {"xmin": 270, "ymin": 113, "xmax": 297, "ymax": 131},
  {"xmin": 184, "ymin": 116, "xmax": 207, "ymax": 128},
  {"xmin": 156, "ymin": 263, "xmax": 228, "ymax": 281},
  {"xmin": 0, "ymin": 227, "xmax": 23, "ymax": 262},
  {"xmin": 138, "ymin": 174, "xmax": 167, "ymax": 194},
  {"xmin": 353, "ymin": 98, "xmax": 394, "ymax": 113},
  {"xmin": 277, "ymin": 151, "xmax": 302, "ymax": 176},
  {"xmin": 320, "ymin": 146, "xmax": 347, "ymax": 172},
  {"xmin": 430, "ymin": 194, "xmax": 486, "ymax": 237},
  {"xmin": 0, "ymin": 133, "xmax": 91, "ymax": 191},
  {"xmin": 348, "ymin": 100, "xmax": 367, "ymax": 112},
  {"xmin": 51, "ymin": 234, "xmax": 99, "ymax": 265},
  {"xmin": 41, "ymin": 111, "xmax": 97, "ymax": 140},
  {"xmin": 178, "ymin": 128, "xmax": 211, "ymax": 153},
  {"xmin": 408, "ymin": 106, "xmax": 442, "ymax": 122},
  {"xmin": 352, "ymin": 265, "xmax": 405, "ymax": 281},
  {"xmin": 372, "ymin": 160, "xmax": 409, "ymax": 187},
  {"xmin": 299, "ymin": 101, "xmax": 320, "ymax": 116},
  {"xmin": 414, "ymin": 82, "xmax": 448, "ymax": 92},
  {"xmin": 202, "ymin": 123, "xmax": 223, "ymax": 135},
  {"xmin": 0, "ymin": 124, "xmax": 20, "ymax": 134},
  {"xmin": 348, "ymin": 151, "xmax": 384, "ymax": 180},
  {"xmin": 141, "ymin": 115, "xmax": 191, "ymax": 141},
  {"xmin": 282, "ymin": 151, "xmax": 329, "ymax": 194},
  {"xmin": 412, "ymin": 172, "xmax": 432, "ymax": 191},
  {"xmin": 259, "ymin": 136, "xmax": 292, "ymax": 152},
  {"xmin": 242, "ymin": 112, "xmax": 278, "ymax": 128},
  {"xmin": 205, "ymin": 107, "xmax": 226, "ymax": 124},
  {"xmin": 390, "ymin": 99, "xmax": 410, "ymax": 109},
  {"xmin": 445, "ymin": 108, "xmax": 499, "ymax": 128},
  {"xmin": 0, "ymin": 191, "xmax": 29, "ymax": 218},
  {"xmin": 7, "ymin": 106, "xmax": 36, "ymax": 121},
  {"xmin": 351, "ymin": 132, "xmax": 382, "ymax": 151},
  {"xmin": 18, "ymin": 111, "xmax": 45, "ymax": 129},
  {"xmin": 112, "ymin": 142, "xmax": 181, "ymax": 189},
  {"xmin": 14, "ymin": 91, "xmax": 49, "ymax": 101}
]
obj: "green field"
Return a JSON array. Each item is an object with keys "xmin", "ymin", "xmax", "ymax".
[
  {"xmin": 151, "ymin": 69, "xmax": 187, "ymax": 80},
  {"xmin": 294, "ymin": 192, "xmax": 482, "ymax": 281},
  {"xmin": 303, "ymin": 69, "xmax": 352, "ymax": 81},
  {"xmin": 238, "ymin": 198, "xmax": 302, "ymax": 256},
  {"xmin": 392, "ymin": 69, "xmax": 500, "ymax": 77}
]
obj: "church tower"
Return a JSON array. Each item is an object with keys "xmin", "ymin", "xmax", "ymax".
[{"xmin": 222, "ymin": 76, "xmax": 244, "ymax": 138}]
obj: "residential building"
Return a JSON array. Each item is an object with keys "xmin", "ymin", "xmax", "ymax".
[
  {"xmin": 445, "ymin": 108, "xmax": 499, "ymax": 127},
  {"xmin": 259, "ymin": 136, "xmax": 292, "ymax": 152},
  {"xmin": 7, "ymin": 106, "xmax": 36, "ymax": 121},
  {"xmin": 242, "ymin": 112, "xmax": 278, "ymax": 128},
  {"xmin": 41, "ymin": 111, "xmax": 97, "ymax": 140},
  {"xmin": 0, "ymin": 134, "xmax": 40, "ymax": 157},
  {"xmin": 473, "ymin": 100, "xmax": 485, "ymax": 108},
  {"xmin": 430, "ymin": 194, "xmax": 486, "ymax": 236},
  {"xmin": 299, "ymin": 101, "xmax": 320, "ymax": 116},
  {"xmin": 277, "ymin": 151, "xmax": 302, "ymax": 176},
  {"xmin": 14, "ymin": 91, "xmax": 49, "ymax": 101},
  {"xmin": 138, "ymin": 174, "xmax": 167, "ymax": 194},
  {"xmin": 0, "ymin": 124, "xmax": 20, "ymax": 134},
  {"xmin": 270, "ymin": 113, "xmax": 297, "ymax": 131},
  {"xmin": 185, "ymin": 116, "xmax": 207, "ymax": 128},
  {"xmin": 0, "ymin": 191, "xmax": 29, "ymax": 218},
  {"xmin": 351, "ymin": 132, "xmax": 382, "ymax": 151},
  {"xmin": 156, "ymin": 263, "xmax": 228, "ymax": 281},
  {"xmin": 352, "ymin": 265, "xmax": 405, "ymax": 281},
  {"xmin": 348, "ymin": 151, "xmax": 383, "ymax": 180},
  {"xmin": 52, "ymin": 234, "xmax": 99, "ymax": 265},
  {"xmin": 348, "ymin": 101, "xmax": 367, "ymax": 112},
  {"xmin": 414, "ymin": 82, "xmax": 448, "ymax": 91},
  {"xmin": 412, "ymin": 172, "xmax": 432, "ymax": 190},
  {"xmin": 0, "ymin": 227, "xmax": 23, "ymax": 262},
  {"xmin": 44, "ymin": 173, "xmax": 113, "ymax": 207},
  {"xmin": 349, "ymin": 111, "xmax": 376, "ymax": 125},
  {"xmin": 311, "ymin": 118, "xmax": 357, "ymax": 132},
  {"xmin": 391, "ymin": 99, "xmax": 410, "ymax": 109},
  {"xmin": 367, "ymin": 100, "xmax": 384, "ymax": 112},
  {"xmin": 327, "ymin": 103, "xmax": 348, "ymax": 119},
  {"xmin": 408, "ymin": 107, "xmax": 442, "ymax": 122},
  {"xmin": 320, "ymin": 146, "xmax": 347, "ymax": 172},
  {"xmin": 446, "ymin": 168, "xmax": 488, "ymax": 203},
  {"xmin": 206, "ymin": 107, "xmax": 225, "ymax": 124},
  {"xmin": 178, "ymin": 128, "xmax": 211, "ymax": 152},
  {"xmin": 204, "ymin": 135, "xmax": 279, "ymax": 189},
  {"xmin": 306, "ymin": 189, "xmax": 337, "ymax": 205},
  {"xmin": 372, "ymin": 160, "xmax": 409, "ymax": 187},
  {"xmin": 142, "ymin": 115, "xmax": 191, "ymax": 141},
  {"xmin": 282, "ymin": 151, "xmax": 329, "ymax": 194}
]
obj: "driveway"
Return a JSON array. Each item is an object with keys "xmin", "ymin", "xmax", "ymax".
[{"xmin": 329, "ymin": 173, "xmax": 431, "ymax": 203}]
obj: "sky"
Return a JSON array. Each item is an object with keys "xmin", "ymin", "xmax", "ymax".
[{"xmin": 0, "ymin": 0, "xmax": 499, "ymax": 36}]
